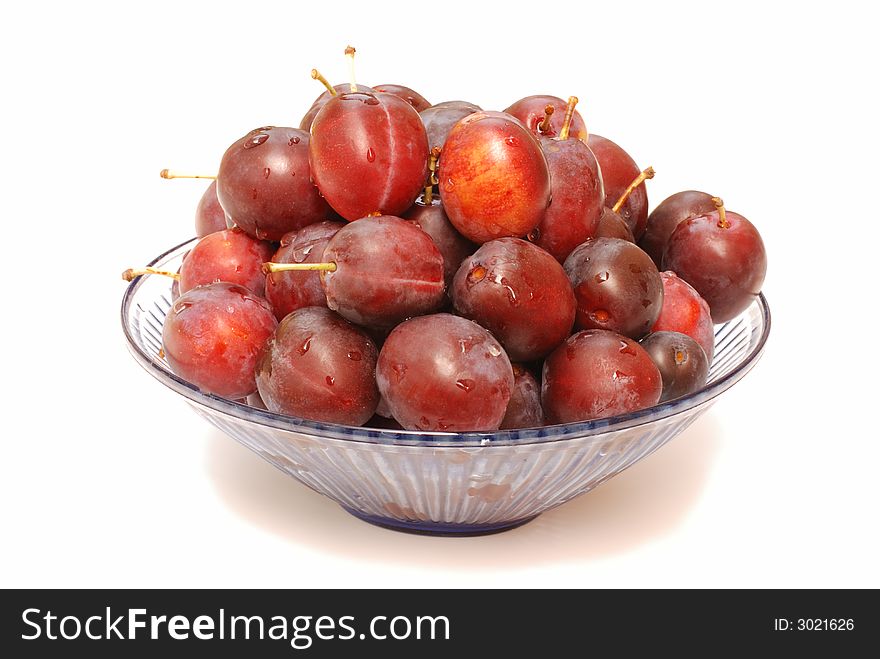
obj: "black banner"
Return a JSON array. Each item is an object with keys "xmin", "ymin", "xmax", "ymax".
[{"xmin": 1, "ymin": 589, "xmax": 874, "ymax": 656}]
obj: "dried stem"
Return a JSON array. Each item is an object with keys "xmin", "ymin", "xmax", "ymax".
[
  {"xmin": 262, "ymin": 261, "xmax": 338, "ymax": 274},
  {"xmin": 345, "ymin": 45, "xmax": 357, "ymax": 93},
  {"xmin": 122, "ymin": 267, "xmax": 180, "ymax": 282},
  {"xmin": 310, "ymin": 68, "xmax": 336, "ymax": 95},
  {"xmin": 538, "ymin": 104, "xmax": 555, "ymax": 134},
  {"xmin": 160, "ymin": 170, "xmax": 216, "ymax": 180},
  {"xmin": 558, "ymin": 96, "xmax": 578, "ymax": 141},
  {"xmin": 425, "ymin": 146, "xmax": 441, "ymax": 203},
  {"xmin": 712, "ymin": 197, "xmax": 729, "ymax": 228},
  {"xmin": 612, "ymin": 166, "xmax": 655, "ymax": 213}
]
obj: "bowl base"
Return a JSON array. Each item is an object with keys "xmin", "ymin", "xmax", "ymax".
[{"xmin": 341, "ymin": 507, "xmax": 539, "ymax": 536}]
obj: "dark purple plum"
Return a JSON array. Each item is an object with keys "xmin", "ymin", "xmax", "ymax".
[
  {"xmin": 500, "ymin": 364, "xmax": 544, "ymax": 429},
  {"xmin": 563, "ymin": 237, "xmax": 663, "ymax": 339},
  {"xmin": 255, "ymin": 307, "xmax": 379, "ymax": 425},
  {"xmin": 403, "ymin": 198, "xmax": 477, "ymax": 290},
  {"xmin": 640, "ymin": 331, "xmax": 710, "ymax": 402},
  {"xmin": 217, "ymin": 127, "xmax": 331, "ymax": 241},
  {"xmin": 162, "ymin": 282, "xmax": 278, "ymax": 400},
  {"xmin": 542, "ymin": 329, "xmax": 662, "ymax": 423},
  {"xmin": 595, "ymin": 207, "xmax": 635, "ymax": 242},
  {"xmin": 376, "ymin": 314, "xmax": 514, "ymax": 431},
  {"xmin": 320, "ymin": 215, "xmax": 446, "ymax": 329},
  {"xmin": 452, "ymin": 238, "xmax": 576, "ymax": 362},
  {"xmin": 640, "ymin": 190, "xmax": 717, "ymax": 268},
  {"xmin": 419, "ymin": 100, "xmax": 481, "ymax": 150},
  {"xmin": 663, "ymin": 199, "xmax": 767, "ymax": 323}
]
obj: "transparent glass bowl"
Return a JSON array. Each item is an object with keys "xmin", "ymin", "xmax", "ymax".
[{"xmin": 122, "ymin": 238, "xmax": 771, "ymax": 536}]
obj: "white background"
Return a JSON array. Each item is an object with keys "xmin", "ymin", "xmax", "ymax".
[{"xmin": 2, "ymin": 0, "xmax": 878, "ymax": 588}]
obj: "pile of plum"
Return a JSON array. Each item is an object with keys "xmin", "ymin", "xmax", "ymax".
[{"xmin": 132, "ymin": 49, "xmax": 767, "ymax": 432}]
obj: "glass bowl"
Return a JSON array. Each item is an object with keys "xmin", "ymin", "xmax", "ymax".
[{"xmin": 121, "ymin": 238, "xmax": 771, "ymax": 536}]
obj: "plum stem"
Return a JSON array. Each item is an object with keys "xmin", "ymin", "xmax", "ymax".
[
  {"xmin": 122, "ymin": 267, "xmax": 180, "ymax": 282},
  {"xmin": 160, "ymin": 169, "xmax": 216, "ymax": 180},
  {"xmin": 537, "ymin": 105, "xmax": 555, "ymax": 134},
  {"xmin": 558, "ymin": 96, "xmax": 578, "ymax": 141},
  {"xmin": 344, "ymin": 45, "xmax": 357, "ymax": 93},
  {"xmin": 425, "ymin": 146, "xmax": 441, "ymax": 204},
  {"xmin": 262, "ymin": 261, "xmax": 338, "ymax": 274},
  {"xmin": 612, "ymin": 166, "xmax": 655, "ymax": 213},
  {"xmin": 310, "ymin": 69, "xmax": 336, "ymax": 96},
  {"xmin": 712, "ymin": 197, "xmax": 729, "ymax": 228}
]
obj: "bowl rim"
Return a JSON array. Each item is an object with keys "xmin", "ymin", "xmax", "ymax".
[{"xmin": 121, "ymin": 237, "xmax": 771, "ymax": 448}]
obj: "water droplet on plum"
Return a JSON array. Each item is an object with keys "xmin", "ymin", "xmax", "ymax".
[
  {"xmin": 173, "ymin": 301, "xmax": 193, "ymax": 314},
  {"xmin": 456, "ymin": 378, "xmax": 475, "ymax": 393},
  {"xmin": 492, "ymin": 273, "xmax": 518, "ymax": 305},
  {"xmin": 244, "ymin": 133, "xmax": 270, "ymax": 149}
]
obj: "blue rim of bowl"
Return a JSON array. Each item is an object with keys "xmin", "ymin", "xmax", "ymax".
[{"xmin": 121, "ymin": 237, "xmax": 771, "ymax": 448}]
